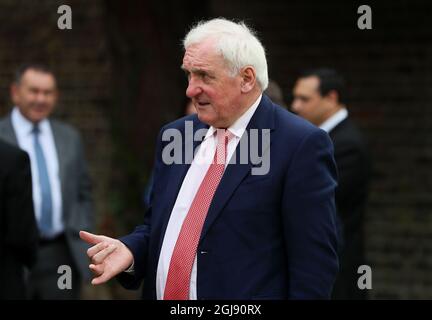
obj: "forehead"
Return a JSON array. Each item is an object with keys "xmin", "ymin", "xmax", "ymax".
[
  {"xmin": 294, "ymin": 76, "xmax": 320, "ymax": 94},
  {"xmin": 20, "ymin": 69, "xmax": 56, "ymax": 88},
  {"xmin": 182, "ymin": 39, "xmax": 226, "ymax": 71}
]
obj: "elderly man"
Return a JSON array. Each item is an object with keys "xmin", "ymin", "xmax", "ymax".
[{"xmin": 80, "ymin": 18, "xmax": 339, "ymax": 300}]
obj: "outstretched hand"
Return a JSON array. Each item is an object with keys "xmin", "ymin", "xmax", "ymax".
[{"xmin": 79, "ymin": 231, "xmax": 134, "ymax": 285}]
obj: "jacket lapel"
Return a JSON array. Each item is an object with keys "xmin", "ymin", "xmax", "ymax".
[
  {"xmin": 155, "ymin": 117, "xmax": 209, "ymax": 254},
  {"xmin": 50, "ymin": 121, "xmax": 67, "ymax": 219},
  {"xmin": 199, "ymin": 95, "xmax": 275, "ymax": 243}
]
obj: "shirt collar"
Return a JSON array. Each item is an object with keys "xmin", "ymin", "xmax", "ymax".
[
  {"xmin": 12, "ymin": 106, "xmax": 50, "ymax": 135},
  {"xmin": 319, "ymin": 108, "xmax": 348, "ymax": 133},
  {"xmin": 204, "ymin": 94, "xmax": 262, "ymax": 141}
]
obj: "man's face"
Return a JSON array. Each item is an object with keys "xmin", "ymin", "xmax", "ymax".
[
  {"xmin": 182, "ymin": 39, "xmax": 244, "ymax": 128},
  {"xmin": 291, "ymin": 76, "xmax": 329, "ymax": 126},
  {"xmin": 11, "ymin": 69, "xmax": 58, "ymax": 123}
]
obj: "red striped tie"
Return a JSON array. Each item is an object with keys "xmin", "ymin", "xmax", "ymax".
[{"xmin": 164, "ymin": 129, "xmax": 233, "ymax": 300}]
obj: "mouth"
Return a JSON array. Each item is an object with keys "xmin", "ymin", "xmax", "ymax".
[
  {"xmin": 195, "ymin": 102, "xmax": 211, "ymax": 109},
  {"xmin": 31, "ymin": 104, "xmax": 48, "ymax": 112}
]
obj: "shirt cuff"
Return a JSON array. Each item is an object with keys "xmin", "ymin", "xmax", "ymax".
[{"xmin": 123, "ymin": 260, "xmax": 135, "ymax": 274}]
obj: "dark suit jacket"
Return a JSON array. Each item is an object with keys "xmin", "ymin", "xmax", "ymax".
[
  {"xmin": 119, "ymin": 95, "xmax": 340, "ymax": 299},
  {"xmin": 0, "ymin": 115, "xmax": 94, "ymax": 280},
  {"xmin": 0, "ymin": 140, "xmax": 38, "ymax": 299},
  {"xmin": 329, "ymin": 117, "xmax": 371, "ymax": 299}
]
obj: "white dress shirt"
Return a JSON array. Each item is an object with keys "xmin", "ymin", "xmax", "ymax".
[
  {"xmin": 11, "ymin": 107, "xmax": 64, "ymax": 237},
  {"xmin": 156, "ymin": 94, "xmax": 262, "ymax": 300},
  {"xmin": 319, "ymin": 108, "xmax": 348, "ymax": 133}
]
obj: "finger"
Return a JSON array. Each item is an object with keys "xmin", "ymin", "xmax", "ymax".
[
  {"xmin": 89, "ymin": 263, "xmax": 104, "ymax": 276},
  {"xmin": 80, "ymin": 231, "xmax": 107, "ymax": 245},
  {"xmin": 92, "ymin": 244, "xmax": 116, "ymax": 264},
  {"xmin": 80, "ymin": 231, "xmax": 106, "ymax": 245},
  {"xmin": 91, "ymin": 271, "xmax": 114, "ymax": 285},
  {"xmin": 87, "ymin": 242, "xmax": 108, "ymax": 258}
]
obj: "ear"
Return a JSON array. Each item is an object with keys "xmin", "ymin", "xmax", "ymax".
[
  {"xmin": 53, "ymin": 88, "xmax": 59, "ymax": 103},
  {"xmin": 325, "ymin": 90, "xmax": 339, "ymax": 104},
  {"xmin": 10, "ymin": 83, "xmax": 19, "ymax": 105},
  {"xmin": 240, "ymin": 66, "xmax": 257, "ymax": 93}
]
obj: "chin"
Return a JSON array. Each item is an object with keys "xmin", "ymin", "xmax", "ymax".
[
  {"xmin": 29, "ymin": 114, "xmax": 47, "ymax": 123},
  {"xmin": 196, "ymin": 112, "xmax": 216, "ymax": 126}
]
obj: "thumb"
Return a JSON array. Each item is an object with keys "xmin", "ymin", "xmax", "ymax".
[{"xmin": 79, "ymin": 230, "xmax": 105, "ymax": 245}]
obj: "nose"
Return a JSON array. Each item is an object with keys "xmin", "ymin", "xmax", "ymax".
[
  {"xmin": 35, "ymin": 92, "xmax": 47, "ymax": 104},
  {"xmin": 186, "ymin": 77, "xmax": 203, "ymax": 98},
  {"xmin": 291, "ymin": 99, "xmax": 301, "ymax": 113}
]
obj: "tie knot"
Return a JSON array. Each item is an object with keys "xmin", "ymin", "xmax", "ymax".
[
  {"xmin": 216, "ymin": 129, "xmax": 234, "ymax": 146},
  {"xmin": 214, "ymin": 129, "xmax": 233, "ymax": 165},
  {"xmin": 32, "ymin": 124, "xmax": 41, "ymax": 135}
]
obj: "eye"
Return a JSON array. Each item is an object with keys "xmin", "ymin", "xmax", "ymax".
[
  {"xmin": 197, "ymin": 71, "xmax": 206, "ymax": 78},
  {"xmin": 199, "ymin": 71, "xmax": 213, "ymax": 83},
  {"xmin": 295, "ymin": 95, "xmax": 309, "ymax": 103}
]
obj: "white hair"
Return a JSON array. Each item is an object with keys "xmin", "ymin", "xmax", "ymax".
[{"xmin": 183, "ymin": 18, "xmax": 269, "ymax": 91}]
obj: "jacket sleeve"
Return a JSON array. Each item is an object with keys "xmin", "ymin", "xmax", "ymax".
[
  {"xmin": 5, "ymin": 150, "xmax": 39, "ymax": 268},
  {"xmin": 282, "ymin": 129, "xmax": 340, "ymax": 299},
  {"xmin": 73, "ymin": 132, "xmax": 94, "ymax": 233}
]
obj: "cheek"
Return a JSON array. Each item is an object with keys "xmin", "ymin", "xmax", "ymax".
[
  {"xmin": 24, "ymin": 95, "xmax": 38, "ymax": 106},
  {"xmin": 214, "ymin": 87, "xmax": 236, "ymax": 109},
  {"xmin": 294, "ymin": 105, "xmax": 311, "ymax": 119},
  {"xmin": 46, "ymin": 98, "xmax": 56, "ymax": 108},
  {"xmin": 205, "ymin": 81, "xmax": 238, "ymax": 114},
  {"xmin": 304, "ymin": 102, "xmax": 317, "ymax": 115},
  {"xmin": 213, "ymin": 97, "xmax": 232, "ymax": 117}
]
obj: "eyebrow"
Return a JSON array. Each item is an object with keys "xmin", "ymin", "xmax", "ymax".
[
  {"xmin": 294, "ymin": 94, "xmax": 311, "ymax": 100},
  {"xmin": 181, "ymin": 66, "xmax": 214, "ymax": 77},
  {"xmin": 28, "ymin": 85, "xmax": 56, "ymax": 92}
]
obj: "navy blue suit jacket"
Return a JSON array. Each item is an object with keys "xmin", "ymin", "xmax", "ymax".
[{"xmin": 119, "ymin": 95, "xmax": 339, "ymax": 299}]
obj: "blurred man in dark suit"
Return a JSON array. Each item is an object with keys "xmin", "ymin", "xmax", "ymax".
[
  {"xmin": 0, "ymin": 139, "xmax": 38, "ymax": 299},
  {"xmin": 0, "ymin": 64, "xmax": 94, "ymax": 299},
  {"xmin": 292, "ymin": 68, "xmax": 371, "ymax": 299}
]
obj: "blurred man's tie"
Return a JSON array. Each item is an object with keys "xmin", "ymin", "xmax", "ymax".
[
  {"xmin": 164, "ymin": 129, "xmax": 233, "ymax": 300},
  {"xmin": 32, "ymin": 124, "xmax": 53, "ymax": 237}
]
